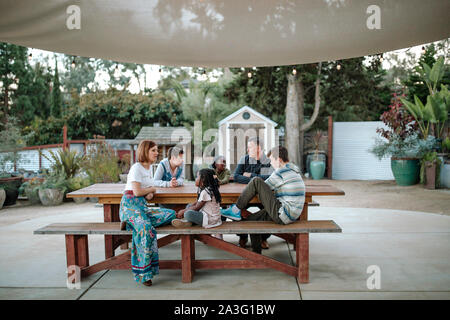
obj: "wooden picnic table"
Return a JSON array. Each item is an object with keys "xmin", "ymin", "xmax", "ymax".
[
  {"xmin": 67, "ymin": 182, "xmax": 344, "ymax": 254},
  {"xmin": 64, "ymin": 182, "xmax": 345, "ymax": 283}
]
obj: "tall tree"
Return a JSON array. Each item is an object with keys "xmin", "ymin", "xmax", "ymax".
[
  {"xmin": 0, "ymin": 43, "xmax": 30, "ymax": 123},
  {"xmin": 51, "ymin": 57, "xmax": 63, "ymax": 118}
]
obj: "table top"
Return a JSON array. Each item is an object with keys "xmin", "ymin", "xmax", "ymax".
[{"xmin": 67, "ymin": 182, "xmax": 344, "ymax": 205}]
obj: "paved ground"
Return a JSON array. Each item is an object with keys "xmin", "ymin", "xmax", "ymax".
[{"xmin": 0, "ymin": 180, "xmax": 449, "ymax": 300}]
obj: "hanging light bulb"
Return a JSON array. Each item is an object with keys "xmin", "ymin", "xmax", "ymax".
[
  {"xmin": 71, "ymin": 59, "xmax": 76, "ymax": 69},
  {"xmin": 379, "ymin": 55, "xmax": 384, "ymax": 62},
  {"xmin": 247, "ymin": 71, "xmax": 252, "ymax": 78},
  {"xmin": 114, "ymin": 64, "xmax": 120, "ymax": 78},
  {"xmin": 336, "ymin": 64, "xmax": 341, "ymax": 71},
  {"xmin": 158, "ymin": 65, "xmax": 162, "ymax": 73},
  {"xmin": 292, "ymin": 68, "xmax": 297, "ymax": 75},
  {"xmin": 28, "ymin": 53, "xmax": 32, "ymax": 61},
  {"xmin": 203, "ymin": 69, "xmax": 206, "ymax": 75},
  {"xmin": 421, "ymin": 46, "xmax": 426, "ymax": 54}
]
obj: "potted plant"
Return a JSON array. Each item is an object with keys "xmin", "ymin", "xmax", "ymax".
[
  {"xmin": 440, "ymin": 137, "xmax": 450, "ymax": 188},
  {"xmin": 308, "ymin": 130, "xmax": 327, "ymax": 180},
  {"xmin": 400, "ymin": 56, "xmax": 449, "ymax": 189},
  {"xmin": 0, "ymin": 187, "xmax": 5, "ymax": 209},
  {"xmin": 420, "ymin": 152, "xmax": 442, "ymax": 189},
  {"xmin": 119, "ymin": 153, "xmax": 131, "ymax": 183},
  {"xmin": 66, "ymin": 176, "xmax": 91, "ymax": 203},
  {"xmin": 38, "ymin": 174, "xmax": 67, "ymax": 206},
  {"xmin": 0, "ymin": 117, "xmax": 31, "ymax": 206},
  {"xmin": 370, "ymin": 92, "xmax": 429, "ymax": 186},
  {"xmin": 20, "ymin": 177, "xmax": 43, "ymax": 205}
]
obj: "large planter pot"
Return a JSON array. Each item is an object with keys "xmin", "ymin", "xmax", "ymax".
[
  {"xmin": 0, "ymin": 188, "xmax": 5, "ymax": 209},
  {"xmin": 0, "ymin": 176, "xmax": 23, "ymax": 206},
  {"xmin": 390, "ymin": 158, "xmax": 420, "ymax": 186},
  {"xmin": 38, "ymin": 188, "xmax": 64, "ymax": 206},
  {"xmin": 24, "ymin": 187, "xmax": 41, "ymax": 205},
  {"xmin": 441, "ymin": 162, "xmax": 450, "ymax": 188},
  {"xmin": 73, "ymin": 197, "xmax": 87, "ymax": 204},
  {"xmin": 310, "ymin": 160, "xmax": 326, "ymax": 180},
  {"xmin": 306, "ymin": 151, "xmax": 326, "ymax": 176},
  {"xmin": 424, "ymin": 161, "xmax": 438, "ymax": 190}
]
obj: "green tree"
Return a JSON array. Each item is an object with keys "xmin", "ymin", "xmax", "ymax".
[{"xmin": 51, "ymin": 57, "xmax": 63, "ymax": 118}]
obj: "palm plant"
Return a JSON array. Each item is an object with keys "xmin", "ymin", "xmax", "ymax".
[
  {"xmin": 42, "ymin": 148, "xmax": 84, "ymax": 179},
  {"xmin": 400, "ymin": 57, "xmax": 449, "ymax": 139}
]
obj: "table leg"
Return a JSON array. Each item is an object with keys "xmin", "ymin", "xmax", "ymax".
[
  {"xmin": 66, "ymin": 235, "xmax": 89, "ymax": 284},
  {"xmin": 296, "ymin": 233, "xmax": 309, "ymax": 284},
  {"xmin": 103, "ymin": 204, "xmax": 120, "ymax": 259},
  {"xmin": 181, "ymin": 235, "xmax": 195, "ymax": 283}
]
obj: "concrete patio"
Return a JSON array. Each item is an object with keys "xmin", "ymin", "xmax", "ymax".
[{"xmin": 0, "ymin": 201, "xmax": 449, "ymax": 300}]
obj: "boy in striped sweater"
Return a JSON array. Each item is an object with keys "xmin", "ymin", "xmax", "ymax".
[{"xmin": 235, "ymin": 146, "xmax": 305, "ymax": 253}]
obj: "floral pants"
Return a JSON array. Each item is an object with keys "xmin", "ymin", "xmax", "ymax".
[{"xmin": 119, "ymin": 193, "xmax": 175, "ymax": 283}]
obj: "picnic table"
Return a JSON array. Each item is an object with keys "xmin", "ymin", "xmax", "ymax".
[{"xmin": 62, "ymin": 182, "xmax": 344, "ymax": 283}]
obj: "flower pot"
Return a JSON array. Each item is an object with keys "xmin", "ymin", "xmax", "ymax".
[
  {"xmin": 306, "ymin": 151, "xmax": 326, "ymax": 176},
  {"xmin": 424, "ymin": 161, "xmax": 437, "ymax": 189},
  {"xmin": 0, "ymin": 176, "xmax": 23, "ymax": 206},
  {"xmin": 0, "ymin": 188, "xmax": 5, "ymax": 209},
  {"xmin": 119, "ymin": 174, "xmax": 128, "ymax": 183},
  {"xmin": 24, "ymin": 186, "xmax": 40, "ymax": 205},
  {"xmin": 38, "ymin": 188, "xmax": 64, "ymax": 206},
  {"xmin": 310, "ymin": 160, "xmax": 326, "ymax": 180},
  {"xmin": 390, "ymin": 158, "xmax": 420, "ymax": 186},
  {"xmin": 441, "ymin": 163, "xmax": 450, "ymax": 188},
  {"xmin": 73, "ymin": 197, "xmax": 87, "ymax": 204}
]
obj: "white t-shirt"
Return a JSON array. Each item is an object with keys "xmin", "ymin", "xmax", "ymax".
[
  {"xmin": 198, "ymin": 189, "xmax": 222, "ymax": 229},
  {"xmin": 124, "ymin": 163, "xmax": 154, "ymax": 191}
]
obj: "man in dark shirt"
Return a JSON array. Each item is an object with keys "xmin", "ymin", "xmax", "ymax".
[{"xmin": 234, "ymin": 137, "xmax": 273, "ymax": 250}]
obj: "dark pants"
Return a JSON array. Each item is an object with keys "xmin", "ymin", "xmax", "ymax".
[{"xmin": 236, "ymin": 177, "xmax": 283, "ymax": 253}]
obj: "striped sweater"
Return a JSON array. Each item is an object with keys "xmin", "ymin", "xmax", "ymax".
[{"xmin": 264, "ymin": 163, "xmax": 305, "ymax": 224}]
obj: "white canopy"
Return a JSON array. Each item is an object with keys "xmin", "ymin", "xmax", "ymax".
[{"xmin": 1, "ymin": 0, "xmax": 449, "ymax": 67}]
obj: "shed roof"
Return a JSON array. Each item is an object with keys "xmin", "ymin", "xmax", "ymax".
[
  {"xmin": 218, "ymin": 106, "xmax": 277, "ymax": 127},
  {"xmin": 132, "ymin": 126, "xmax": 191, "ymax": 145}
]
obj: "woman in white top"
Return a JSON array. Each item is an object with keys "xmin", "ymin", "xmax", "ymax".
[{"xmin": 119, "ymin": 140, "xmax": 175, "ymax": 287}]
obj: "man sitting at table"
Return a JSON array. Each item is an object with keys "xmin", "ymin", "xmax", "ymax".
[
  {"xmin": 232, "ymin": 137, "xmax": 273, "ymax": 250},
  {"xmin": 235, "ymin": 146, "xmax": 305, "ymax": 254}
]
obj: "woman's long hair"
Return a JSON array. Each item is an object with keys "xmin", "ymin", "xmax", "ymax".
[{"xmin": 197, "ymin": 168, "xmax": 221, "ymax": 204}]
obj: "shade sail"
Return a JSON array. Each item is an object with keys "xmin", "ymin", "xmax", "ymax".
[{"xmin": 1, "ymin": 0, "xmax": 449, "ymax": 67}]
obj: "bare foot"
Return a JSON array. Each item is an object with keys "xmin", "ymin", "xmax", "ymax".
[{"xmin": 120, "ymin": 221, "xmax": 127, "ymax": 230}]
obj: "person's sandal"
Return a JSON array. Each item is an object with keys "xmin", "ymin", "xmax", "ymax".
[
  {"xmin": 261, "ymin": 240, "xmax": 270, "ymax": 250},
  {"xmin": 143, "ymin": 280, "xmax": 152, "ymax": 287}
]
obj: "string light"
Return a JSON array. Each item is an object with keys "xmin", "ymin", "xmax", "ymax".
[
  {"xmin": 336, "ymin": 64, "xmax": 341, "ymax": 71},
  {"xmin": 247, "ymin": 71, "xmax": 252, "ymax": 78},
  {"xmin": 28, "ymin": 53, "xmax": 32, "ymax": 61},
  {"xmin": 71, "ymin": 58, "xmax": 76, "ymax": 69},
  {"xmin": 421, "ymin": 46, "xmax": 426, "ymax": 54},
  {"xmin": 292, "ymin": 68, "xmax": 297, "ymax": 75}
]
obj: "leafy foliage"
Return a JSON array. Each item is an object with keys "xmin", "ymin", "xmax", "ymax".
[
  {"xmin": 376, "ymin": 92, "xmax": 418, "ymax": 141},
  {"xmin": 42, "ymin": 148, "xmax": 84, "ymax": 180},
  {"xmin": 370, "ymin": 133, "xmax": 436, "ymax": 160},
  {"xmin": 82, "ymin": 142, "xmax": 120, "ymax": 183}
]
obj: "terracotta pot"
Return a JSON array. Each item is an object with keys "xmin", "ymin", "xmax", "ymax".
[
  {"xmin": 424, "ymin": 161, "xmax": 437, "ymax": 190},
  {"xmin": 38, "ymin": 188, "xmax": 64, "ymax": 206}
]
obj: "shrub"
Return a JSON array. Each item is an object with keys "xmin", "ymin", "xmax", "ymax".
[{"xmin": 82, "ymin": 142, "xmax": 120, "ymax": 183}]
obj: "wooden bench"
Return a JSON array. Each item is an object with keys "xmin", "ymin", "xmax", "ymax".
[{"xmin": 34, "ymin": 220, "xmax": 341, "ymax": 284}]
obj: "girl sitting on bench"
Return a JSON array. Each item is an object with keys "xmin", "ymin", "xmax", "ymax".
[{"xmin": 172, "ymin": 168, "xmax": 222, "ymax": 229}]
